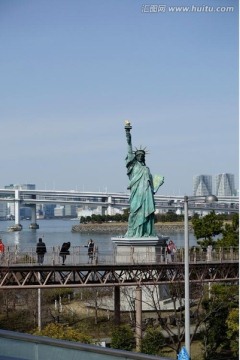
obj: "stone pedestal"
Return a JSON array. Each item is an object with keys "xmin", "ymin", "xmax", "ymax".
[
  {"xmin": 111, "ymin": 235, "xmax": 169, "ymax": 264},
  {"xmin": 111, "ymin": 235, "xmax": 173, "ymax": 314}
]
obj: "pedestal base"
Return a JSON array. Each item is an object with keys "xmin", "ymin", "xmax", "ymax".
[
  {"xmin": 110, "ymin": 235, "xmax": 173, "ymax": 312},
  {"xmin": 112, "ymin": 235, "xmax": 169, "ymax": 264}
]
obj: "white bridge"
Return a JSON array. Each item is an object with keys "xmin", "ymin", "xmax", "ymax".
[{"xmin": 0, "ymin": 188, "xmax": 238, "ymax": 229}]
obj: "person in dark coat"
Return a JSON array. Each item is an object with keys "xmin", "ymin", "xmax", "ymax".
[
  {"xmin": 86, "ymin": 239, "xmax": 95, "ymax": 264},
  {"xmin": 36, "ymin": 238, "xmax": 47, "ymax": 265},
  {"xmin": 59, "ymin": 242, "xmax": 71, "ymax": 265}
]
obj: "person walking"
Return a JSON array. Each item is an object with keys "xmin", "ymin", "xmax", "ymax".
[
  {"xmin": 59, "ymin": 242, "xmax": 71, "ymax": 265},
  {"xmin": 167, "ymin": 240, "xmax": 177, "ymax": 262},
  {"xmin": 86, "ymin": 239, "xmax": 95, "ymax": 264},
  {"xmin": 0, "ymin": 238, "xmax": 5, "ymax": 262},
  {"xmin": 36, "ymin": 237, "xmax": 47, "ymax": 265}
]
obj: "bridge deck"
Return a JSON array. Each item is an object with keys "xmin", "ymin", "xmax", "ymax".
[{"xmin": 0, "ymin": 261, "xmax": 238, "ymax": 289}]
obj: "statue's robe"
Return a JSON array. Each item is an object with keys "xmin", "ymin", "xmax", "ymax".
[{"xmin": 125, "ymin": 153, "xmax": 156, "ymax": 237}]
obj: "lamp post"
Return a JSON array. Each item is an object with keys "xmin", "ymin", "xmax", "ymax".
[
  {"xmin": 184, "ymin": 196, "xmax": 190, "ymax": 358},
  {"xmin": 184, "ymin": 194, "xmax": 218, "ymax": 359}
]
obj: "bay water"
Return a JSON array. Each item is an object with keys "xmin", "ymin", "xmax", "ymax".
[{"xmin": 0, "ymin": 219, "xmax": 198, "ymax": 252}]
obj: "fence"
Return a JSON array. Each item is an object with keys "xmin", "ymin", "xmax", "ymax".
[{"xmin": 0, "ymin": 245, "xmax": 238, "ymax": 266}]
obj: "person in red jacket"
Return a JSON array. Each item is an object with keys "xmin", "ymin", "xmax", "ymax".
[{"xmin": 0, "ymin": 238, "xmax": 5, "ymax": 261}]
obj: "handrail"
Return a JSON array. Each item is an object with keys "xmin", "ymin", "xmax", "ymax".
[{"xmin": 0, "ymin": 246, "xmax": 238, "ymax": 266}]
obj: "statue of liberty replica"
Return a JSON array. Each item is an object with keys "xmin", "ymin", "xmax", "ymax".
[
  {"xmin": 124, "ymin": 120, "xmax": 164, "ymax": 239},
  {"xmin": 112, "ymin": 121, "xmax": 167, "ymax": 259},
  {"xmin": 112, "ymin": 122, "xmax": 169, "ymax": 328}
]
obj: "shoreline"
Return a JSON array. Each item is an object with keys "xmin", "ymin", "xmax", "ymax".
[{"xmin": 72, "ymin": 222, "xmax": 193, "ymax": 234}]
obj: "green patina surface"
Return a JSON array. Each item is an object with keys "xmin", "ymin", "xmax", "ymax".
[{"xmin": 124, "ymin": 122, "xmax": 164, "ymax": 238}]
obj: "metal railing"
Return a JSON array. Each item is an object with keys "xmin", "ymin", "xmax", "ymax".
[
  {"xmin": 0, "ymin": 245, "xmax": 238, "ymax": 266},
  {"xmin": 0, "ymin": 329, "xmax": 173, "ymax": 360}
]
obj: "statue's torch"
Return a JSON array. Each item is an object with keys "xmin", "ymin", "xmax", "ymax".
[{"xmin": 124, "ymin": 120, "xmax": 132, "ymax": 132}]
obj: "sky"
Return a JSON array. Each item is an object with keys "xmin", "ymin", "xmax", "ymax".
[{"xmin": 0, "ymin": 0, "xmax": 238, "ymax": 195}]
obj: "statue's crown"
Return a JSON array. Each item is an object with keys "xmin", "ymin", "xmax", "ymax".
[{"xmin": 134, "ymin": 146, "xmax": 149, "ymax": 156}]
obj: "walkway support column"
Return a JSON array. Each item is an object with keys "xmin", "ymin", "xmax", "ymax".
[
  {"xmin": 135, "ymin": 286, "xmax": 142, "ymax": 352},
  {"xmin": 114, "ymin": 286, "xmax": 120, "ymax": 325}
]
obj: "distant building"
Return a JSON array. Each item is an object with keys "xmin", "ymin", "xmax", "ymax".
[
  {"xmin": 43, "ymin": 204, "xmax": 56, "ymax": 218},
  {"xmin": 0, "ymin": 202, "xmax": 7, "ymax": 219},
  {"xmin": 20, "ymin": 207, "xmax": 32, "ymax": 219},
  {"xmin": 215, "ymin": 173, "xmax": 236, "ymax": 196},
  {"xmin": 77, "ymin": 208, "xmax": 93, "ymax": 218},
  {"xmin": 65, "ymin": 205, "xmax": 77, "ymax": 217},
  {"xmin": 193, "ymin": 175, "xmax": 212, "ymax": 196},
  {"xmin": 54, "ymin": 205, "xmax": 65, "ymax": 217}
]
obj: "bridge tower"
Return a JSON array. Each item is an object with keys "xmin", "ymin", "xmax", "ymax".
[
  {"xmin": 9, "ymin": 189, "xmax": 23, "ymax": 231},
  {"xmin": 107, "ymin": 196, "xmax": 113, "ymax": 215},
  {"xmin": 29, "ymin": 204, "xmax": 39, "ymax": 229},
  {"xmin": 14, "ymin": 190, "xmax": 20, "ymax": 225}
]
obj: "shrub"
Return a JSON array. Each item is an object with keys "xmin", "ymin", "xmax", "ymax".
[
  {"xmin": 111, "ymin": 324, "xmax": 135, "ymax": 351},
  {"xmin": 33, "ymin": 323, "xmax": 92, "ymax": 343},
  {"xmin": 141, "ymin": 326, "xmax": 165, "ymax": 355}
]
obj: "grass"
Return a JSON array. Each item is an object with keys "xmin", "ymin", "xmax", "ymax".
[{"xmin": 53, "ymin": 302, "xmax": 206, "ymax": 359}]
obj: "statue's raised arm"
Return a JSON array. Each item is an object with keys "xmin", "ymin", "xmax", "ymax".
[{"xmin": 124, "ymin": 120, "xmax": 133, "ymax": 156}]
